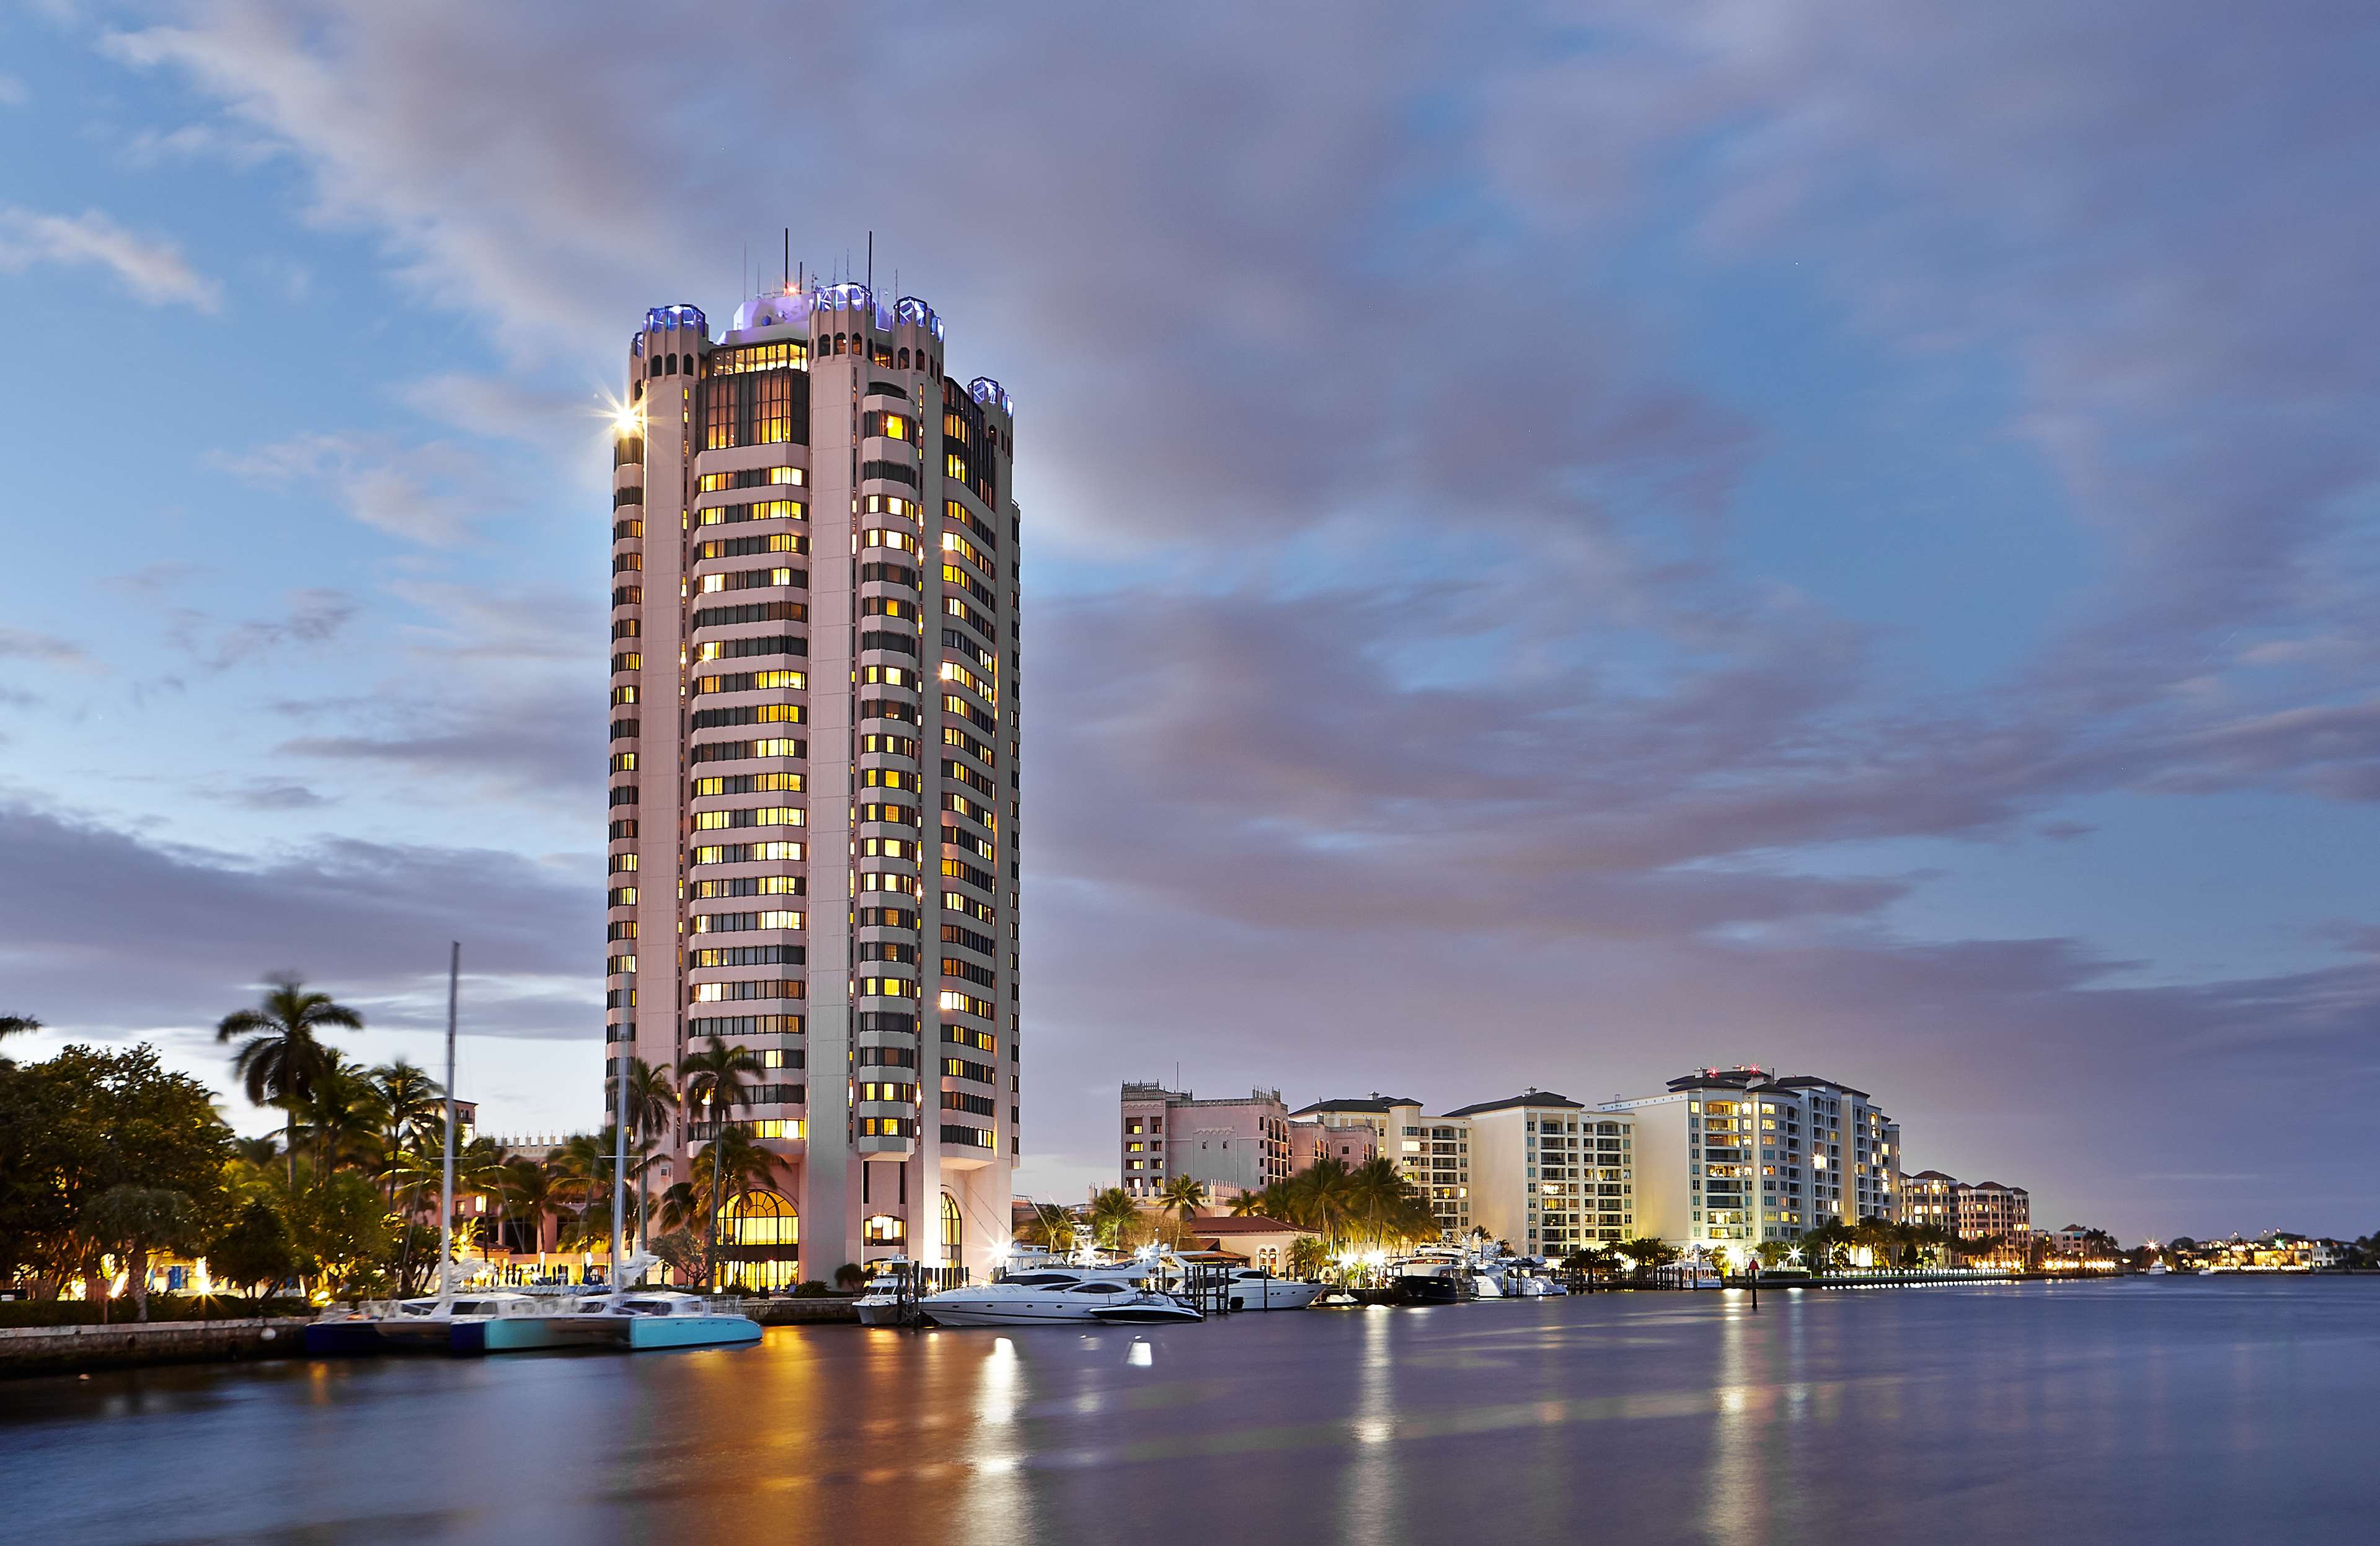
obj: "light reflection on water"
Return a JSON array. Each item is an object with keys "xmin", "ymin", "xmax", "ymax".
[{"xmin": 2, "ymin": 1279, "xmax": 2374, "ymax": 1546}]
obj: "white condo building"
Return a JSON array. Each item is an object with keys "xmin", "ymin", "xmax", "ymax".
[
  {"xmin": 606, "ymin": 277, "xmax": 1021, "ymax": 1285},
  {"xmin": 1451, "ymin": 1092, "xmax": 1635, "ymax": 1256},
  {"xmin": 1601, "ymin": 1067, "xmax": 1900, "ymax": 1254}
]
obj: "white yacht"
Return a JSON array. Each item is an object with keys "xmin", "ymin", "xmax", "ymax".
[
  {"xmin": 856, "ymin": 1259, "xmax": 919, "ymax": 1326},
  {"xmin": 1219, "ymin": 1268, "xmax": 1329, "ymax": 1311},
  {"xmin": 920, "ymin": 1276, "xmax": 1205, "ymax": 1327}
]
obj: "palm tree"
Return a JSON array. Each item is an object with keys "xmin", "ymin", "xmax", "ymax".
[
  {"xmin": 1086, "ymin": 1186, "xmax": 1140, "ymax": 1251},
  {"xmin": 497, "ymin": 1157, "xmax": 558, "ymax": 1258},
  {"xmin": 1283, "ymin": 1158, "xmax": 1356, "ymax": 1244},
  {"xmin": 296, "ymin": 1052, "xmax": 383, "ymax": 1180},
  {"xmin": 659, "ymin": 1124, "xmax": 786, "ymax": 1290},
  {"xmin": 609, "ymin": 1057, "xmax": 678, "ymax": 1147},
  {"xmin": 678, "ymin": 1037, "xmax": 763, "ymax": 1282},
  {"xmin": 215, "ymin": 975, "xmax": 364, "ymax": 1188},
  {"xmin": 1018, "ymin": 1201, "xmax": 1076, "ymax": 1251},
  {"xmin": 367, "ymin": 1059, "xmax": 444, "ymax": 1195},
  {"xmin": 1286, "ymin": 1233, "xmax": 1332, "ymax": 1281},
  {"xmin": 679, "ymin": 1036, "xmax": 761, "ymax": 1137},
  {"xmin": 1229, "ymin": 1189, "xmax": 1270, "ymax": 1217},
  {"xmin": 552, "ymin": 1127, "xmax": 660, "ymax": 1240},
  {"xmin": 1156, "ymin": 1176, "xmax": 1208, "ymax": 1244}
]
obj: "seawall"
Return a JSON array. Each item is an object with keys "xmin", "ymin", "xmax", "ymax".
[{"xmin": 0, "ymin": 1317, "xmax": 312, "ymax": 1379}]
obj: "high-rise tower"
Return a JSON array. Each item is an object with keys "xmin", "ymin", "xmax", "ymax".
[{"xmin": 606, "ymin": 275, "xmax": 1020, "ymax": 1284}]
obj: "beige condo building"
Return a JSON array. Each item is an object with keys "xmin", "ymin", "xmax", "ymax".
[
  {"xmin": 606, "ymin": 277, "xmax": 1021, "ymax": 1286},
  {"xmin": 1602, "ymin": 1066, "xmax": 1901, "ymax": 1254}
]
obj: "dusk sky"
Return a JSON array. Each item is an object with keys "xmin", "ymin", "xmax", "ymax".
[{"xmin": 2, "ymin": 3, "xmax": 2376, "ymax": 1242}]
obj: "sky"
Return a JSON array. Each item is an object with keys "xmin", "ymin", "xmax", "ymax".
[{"xmin": 2, "ymin": 2, "xmax": 2376, "ymax": 1243}]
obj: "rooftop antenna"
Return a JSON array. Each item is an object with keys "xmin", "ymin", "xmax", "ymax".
[
  {"xmin": 784, "ymin": 227, "xmax": 790, "ymax": 292},
  {"xmin": 867, "ymin": 230, "xmax": 873, "ymax": 296}
]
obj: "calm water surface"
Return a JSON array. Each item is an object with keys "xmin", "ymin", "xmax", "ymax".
[{"xmin": 4, "ymin": 1278, "xmax": 2373, "ymax": 1545}]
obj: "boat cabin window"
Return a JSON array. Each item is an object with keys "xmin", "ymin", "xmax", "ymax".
[
  {"xmin": 1066, "ymin": 1282, "xmax": 1130, "ymax": 1294},
  {"xmin": 1007, "ymin": 1273, "xmax": 1079, "ymax": 1286},
  {"xmin": 451, "ymin": 1301, "xmax": 484, "ymax": 1315}
]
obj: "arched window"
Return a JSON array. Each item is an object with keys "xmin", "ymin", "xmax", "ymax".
[
  {"xmin": 723, "ymin": 1188, "xmax": 798, "ymax": 1246},
  {"xmin": 681, "ymin": 354, "xmax": 694, "ymax": 376},
  {"xmin": 941, "ymin": 1192, "xmax": 963, "ymax": 1258},
  {"xmin": 719, "ymin": 1189, "xmax": 799, "ymax": 1292},
  {"xmin": 663, "ymin": 355, "xmax": 676, "ymax": 375},
  {"xmin": 865, "ymin": 1213, "xmax": 906, "ymax": 1246}
]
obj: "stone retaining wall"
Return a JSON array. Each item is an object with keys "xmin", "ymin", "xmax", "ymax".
[{"xmin": 0, "ymin": 1317, "xmax": 312, "ymax": 1379}]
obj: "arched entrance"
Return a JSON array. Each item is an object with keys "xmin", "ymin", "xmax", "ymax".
[
  {"xmin": 720, "ymin": 1188, "xmax": 799, "ymax": 1291},
  {"xmin": 941, "ymin": 1191, "xmax": 963, "ymax": 1263}
]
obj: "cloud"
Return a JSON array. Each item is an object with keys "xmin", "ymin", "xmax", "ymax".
[
  {"xmin": 0, "ymin": 204, "xmax": 221, "ymax": 310},
  {"xmin": 79, "ymin": 0, "xmax": 2380, "ymax": 1235},
  {"xmin": 264, "ymin": 580, "xmax": 604, "ymax": 801},
  {"xmin": 121, "ymin": 120, "xmax": 275, "ymax": 169},
  {"xmin": 161, "ymin": 587, "xmax": 358, "ymax": 672},
  {"xmin": 198, "ymin": 777, "xmax": 336, "ymax": 811},
  {"xmin": 212, "ymin": 432, "xmax": 492, "ymax": 545},
  {"xmin": 0, "ymin": 797, "xmax": 598, "ymax": 1043},
  {"xmin": 0, "ymin": 627, "xmax": 91, "ymax": 665}
]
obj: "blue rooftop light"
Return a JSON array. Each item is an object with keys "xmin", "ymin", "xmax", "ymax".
[{"xmin": 645, "ymin": 303, "xmax": 709, "ymax": 334}]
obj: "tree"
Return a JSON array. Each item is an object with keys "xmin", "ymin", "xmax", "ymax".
[
  {"xmin": 680, "ymin": 1036, "xmax": 761, "ymax": 1137},
  {"xmin": 82, "ymin": 1185, "xmax": 206, "ymax": 1321},
  {"xmin": 290, "ymin": 1171, "xmax": 396, "ymax": 1298},
  {"xmin": 1287, "ymin": 1234, "xmax": 1332, "ymax": 1280},
  {"xmin": 1754, "ymin": 1240, "xmax": 1793, "ymax": 1269},
  {"xmin": 497, "ymin": 1157, "xmax": 558, "ymax": 1257},
  {"xmin": 0, "ymin": 1044, "xmax": 231, "ymax": 1302},
  {"xmin": 1156, "ymin": 1176, "xmax": 1208, "ymax": 1244},
  {"xmin": 208, "ymin": 1199, "xmax": 298, "ymax": 1304},
  {"xmin": 679, "ymin": 1036, "xmax": 763, "ymax": 1281},
  {"xmin": 650, "ymin": 1228, "xmax": 705, "ymax": 1286},
  {"xmin": 1017, "ymin": 1202, "xmax": 1077, "ymax": 1251},
  {"xmin": 611, "ymin": 1057, "xmax": 678, "ymax": 1147},
  {"xmin": 833, "ymin": 1261, "xmax": 866, "ymax": 1291},
  {"xmin": 658, "ymin": 1123, "xmax": 785, "ymax": 1291},
  {"xmin": 297, "ymin": 1054, "xmax": 384, "ymax": 1182},
  {"xmin": 1087, "ymin": 1187, "xmax": 1141, "ymax": 1251},
  {"xmin": 1229, "ymin": 1190, "xmax": 1269, "ymax": 1217},
  {"xmin": 1619, "ymin": 1237, "xmax": 1679, "ymax": 1281},
  {"xmin": 216, "ymin": 975, "xmax": 364, "ymax": 1189},
  {"xmin": 367, "ymin": 1060, "xmax": 444, "ymax": 1197}
]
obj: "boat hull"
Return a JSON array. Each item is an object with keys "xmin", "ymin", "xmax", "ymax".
[
  {"xmin": 302, "ymin": 1320, "xmax": 386, "ymax": 1356},
  {"xmin": 1392, "ymin": 1278, "xmax": 1468, "ymax": 1305},
  {"xmin": 1225, "ymin": 1280, "xmax": 1329, "ymax": 1312},
  {"xmin": 624, "ymin": 1314, "xmax": 764, "ymax": 1349},
  {"xmin": 374, "ymin": 1318, "xmax": 459, "ymax": 1351},
  {"xmin": 1087, "ymin": 1305, "xmax": 1203, "ymax": 1325}
]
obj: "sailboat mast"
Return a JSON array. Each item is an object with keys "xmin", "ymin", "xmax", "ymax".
[{"xmin": 438, "ymin": 941, "xmax": 458, "ymax": 1307}]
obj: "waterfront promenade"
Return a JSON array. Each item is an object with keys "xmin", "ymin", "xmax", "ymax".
[{"xmin": 4, "ymin": 1277, "xmax": 2369, "ymax": 1545}]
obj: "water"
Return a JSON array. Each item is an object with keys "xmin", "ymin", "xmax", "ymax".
[{"xmin": 4, "ymin": 1278, "xmax": 2373, "ymax": 1545}]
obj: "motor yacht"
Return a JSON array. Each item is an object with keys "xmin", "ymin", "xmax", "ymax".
[
  {"xmin": 1219, "ymin": 1268, "xmax": 1329, "ymax": 1311},
  {"xmin": 920, "ymin": 1277, "xmax": 1205, "ymax": 1327},
  {"xmin": 856, "ymin": 1258, "xmax": 920, "ymax": 1326},
  {"xmin": 1389, "ymin": 1255, "xmax": 1474, "ymax": 1305}
]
